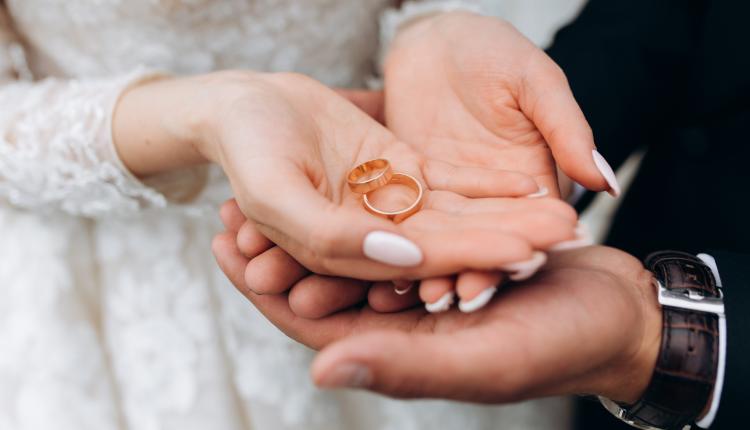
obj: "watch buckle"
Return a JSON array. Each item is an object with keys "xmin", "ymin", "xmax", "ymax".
[{"xmin": 654, "ymin": 279, "xmax": 725, "ymax": 316}]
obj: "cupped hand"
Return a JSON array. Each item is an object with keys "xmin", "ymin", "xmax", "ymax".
[
  {"xmin": 382, "ymin": 11, "xmax": 619, "ymax": 196},
  {"xmin": 213, "ymin": 233, "xmax": 662, "ymax": 406},
  {"xmin": 215, "ymin": 181, "xmax": 579, "ymax": 309},
  {"xmin": 338, "ymin": 12, "xmax": 613, "ymax": 307},
  {"xmin": 179, "ymin": 71, "xmax": 578, "ymax": 281}
]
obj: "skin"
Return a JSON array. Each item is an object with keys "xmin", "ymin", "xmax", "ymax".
[
  {"xmin": 112, "ymin": 70, "xmax": 578, "ymax": 281},
  {"xmin": 221, "ymin": 12, "xmax": 614, "ymax": 305},
  {"xmin": 212, "ymin": 224, "xmax": 663, "ymax": 405},
  {"xmin": 384, "ymin": 12, "xmax": 614, "ymax": 303}
]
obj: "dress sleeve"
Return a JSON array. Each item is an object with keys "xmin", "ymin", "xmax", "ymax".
[
  {"xmin": 377, "ymin": 0, "xmax": 483, "ymax": 72},
  {"xmin": 0, "ymin": 7, "xmax": 206, "ymax": 218}
]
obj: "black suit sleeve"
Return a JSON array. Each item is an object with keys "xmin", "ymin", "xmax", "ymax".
[
  {"xmin": 545, "ymin": 0, "xmax": 706, "ymax": 172},
  {"xmin": 709, "ymin": 252, "xmax": 749, "ymax": 428}
]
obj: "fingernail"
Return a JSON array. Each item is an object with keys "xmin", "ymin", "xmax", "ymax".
[
  {"xmin": 318, "ymin": 363, "xmax": 373, "ymax": 389},
  {"xmin": 550, "ymin": 224, "xmax": 594, "ymax": 251},
  {"xmin": 363, "ymin": 231, "xmax": 423, "ymax": 267},
  {"xmin": 425, "ymin": 291, "xmax": 454, "ymax": 313},
  {"xmin": 592, "ymin": 150, "xmax": 621, "ymax": 197},
  {"xmin": 503, "ymin": 251, "xmax": 548, "ymax": 281},
  {"xmin": 526, "ymin": 186, "xmax": 549, "ymax": 199},
  {"xmin": 394, "ymin": 282, "xmax": 414, "ymax": 295},
  {"xmin": 458, "ymin": 286, "xmax": 497, "ymax": 313}
]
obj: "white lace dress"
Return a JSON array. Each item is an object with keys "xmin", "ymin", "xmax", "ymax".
[{"xmin": 0, "ymin": 1, "xmax": 571, "ymax": 429}]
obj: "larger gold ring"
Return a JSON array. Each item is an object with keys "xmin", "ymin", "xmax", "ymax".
[
  {"xmin": 347, "ymin": 159, "xmax": 393, "ymax": 194},
  {"xmin": 363, "ymin": 172, "xmax": 424, "ymax": 223}
]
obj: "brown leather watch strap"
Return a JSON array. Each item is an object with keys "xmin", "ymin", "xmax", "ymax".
[{"xmin": 623, "ymin": 251, "xmax": 721, "ymax": 429}]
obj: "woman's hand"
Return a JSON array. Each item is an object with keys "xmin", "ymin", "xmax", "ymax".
[
  {"xmin": 335, "ymin": 13, "xmax": 610, "ymax": 307},
  {"xmin": 383, "ymin": 11, "xmax": 620, "ymax": 197},
  {"xmin": 113, "ymin": 71, "xmax": 578, "ymax": 280},
  {"xmin": 213, "ymin": 232, "xmax": 663, "ymax": 406},
  {"xmin": 215, "ymin": 198, "xmax": 586, "ymax": 316}
]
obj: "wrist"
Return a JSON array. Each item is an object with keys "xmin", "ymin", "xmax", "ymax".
[
  {"xmin": 596, "ymin": 267, "xmax": 662, "ymax": 404},
  {"xmin": 112, "ymin": 75, "xmax": 211, "ymax": 177},
  {"xmin": 598, "ymin": 251, "xmax": 725, "ymax": 429}
]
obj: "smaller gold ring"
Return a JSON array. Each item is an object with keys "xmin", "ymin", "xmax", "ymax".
[
  {"xmin": 363, "ymin": 172, "xmax": 424, "ymax": 223},
  {"xmin": 347, "ymin": 159, "xmax": 393, "ymax": 194}
]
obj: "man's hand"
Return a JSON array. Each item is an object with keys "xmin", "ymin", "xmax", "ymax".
[{"xmin": 213, "ymin": 230, "xmax": 662, "ymax": 405}]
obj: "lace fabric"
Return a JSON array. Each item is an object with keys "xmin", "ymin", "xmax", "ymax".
[{"xmin": 0, "ymin": 1, "xmax": 570, "ymax": 429}]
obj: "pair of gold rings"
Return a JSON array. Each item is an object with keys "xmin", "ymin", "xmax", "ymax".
[{"xmin": 347, "ymin": 159, "xmax": 424, "ymax": 223}]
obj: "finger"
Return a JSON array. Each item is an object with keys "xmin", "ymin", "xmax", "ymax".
[
  {"xmin": 245, "ymin": 246, "xmax": 309, "ymax": 294},
  {"xmin": 219, "ymin": 199, "xmax": 247, "ymax": 233},
  {"xmin": 501, "ymin": 251, "xmax": 548, "ymax": 281},
  {"xmin": 367, "ymin": 282, "xmax": 421, "ymax": 313},
  {"xmin": 418, "ymin": 277, "xmax": 455, "ymax": 313},
  {"xmin": 479, "ymin": 210, "xmax": 577, "ymax": 249},
  {"xmin": 311, "ymin": 329, "xmax": 520, "ymax": 402},
  {"xmin": 415, "ymin": 203, "xmax": 577, "ymax": 250},
  {"xmin": 237, "ymin": 221, "xmax": 274, "ymax": 258},
  {"xmin": 212, "ymin": 231, "xmax": 252, "ymax": 296},
  {"xmin": 335, "ymin": 89, "xmax": 385, "ymax": 123},
  {"xmin": 288, "ymin": 275, "xmax": 369, "ymax": 319},
  {"xmin": 214, "ymin": 230, "xmax": 363, "ymax": 349},
  {"xmin": 392, "ymin": 279, "xmax": 414, "ymax": 295},
  {"xmin": 428, "ymin": 191, "xmax": 578, "ymax": 222},
  {"xmin": 455, "ymin": 271, "xmax": 504, "ymax": 313},
  {"xmin": 248, "ymin": 291, "xmax": 429, "ymax": 351},
  {"xmin": 245, "ymin": 162, "xmax": 424, "ymax": 272},
  {"xmin": 327, "ymin": 224, "xmax": 535, "ymax": 281},
  {"xmin": 423, "ymin": 159, "xmax": 539, "ymax": 198},
  {"xmin": 519, "ymin": 53, "xmax": 619, "ymax": 196}
]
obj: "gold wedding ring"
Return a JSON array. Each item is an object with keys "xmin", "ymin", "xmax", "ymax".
[
  {"xmin": 347, "ymin": 158, "xmax": 393, "ymax": 194},
  {"xmin": 363, "ymin": 172, "xmax": 424, "ymax": 223}
]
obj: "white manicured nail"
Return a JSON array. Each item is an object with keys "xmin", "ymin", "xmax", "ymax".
[
  {"xmin": 394, "ymin": 283, "xmax": 413, "ymax": 295},
  {"xmin": 459, "ymin": 286, "xmax": 497, "ymax": 313},
  {"xmin": 550, "ymin": 224, "xmax": 594, "ymax": 251},
  {"xmin": 363, "ymin": 231, "xmax": 423, "ymax": 267},
  {"xmin": 425, "ymin": 291, "xmax": 454, "ymax": 313},
  {"xmin": 526, "ymin": 186, "xmax": 549, "ymax": 199},
  {"xmin": 503, "ymin": 252, "xmax": 548, "ymax": 281},
  {"xmin": 592, "ymin": 150, "xmax": 621, "ymax": 197}
]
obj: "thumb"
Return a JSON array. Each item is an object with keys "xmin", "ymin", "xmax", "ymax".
[
  {"xmin": 311, "ymin": 330, "xmax": 511, "ymax": 402},
  {"xmin": 520, "ymin": 55, "xmax": 620, "ymax": 197},
  {"xmin": 335, "ymin": 89, "xmax": 385, "ymax": 123}
]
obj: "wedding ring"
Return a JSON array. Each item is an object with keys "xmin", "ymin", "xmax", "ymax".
[
  {"xmin": 363, "ymin": 172, "xmax": 424, "ymax": 223},
  {"xmin": 347, "ymin": 159, "xmax": 393, "ymax": 194}
]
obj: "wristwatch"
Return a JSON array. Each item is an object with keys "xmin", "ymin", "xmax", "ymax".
[{"xmin": 599, "ymin": 251, "xmax": 726, "ymax": 430}]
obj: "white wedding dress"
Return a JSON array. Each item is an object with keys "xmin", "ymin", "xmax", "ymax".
[{"xmin": 0, "ymin": 1, "xmax": 571, "ymax": 429}]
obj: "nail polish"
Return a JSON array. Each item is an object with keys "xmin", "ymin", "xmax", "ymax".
[
  {"xmin": 503, "ymin": 252, "xmax": 548, "ymax": 281},
  {"xmin": 550, "ymin": 224, "xmax": 594, "ymax": 251},
  {"xmin": 425, "ymin": 291, "xmax": 454, "ymax": 313},
  {"xmin": 363, "ymin": 231, "xmax": 423, "ymax": 267},
  {"xmin": 394, "ymin": 283, "xmax": 413, "ymax": 295},
  {"xmin": 458, "ymin": 286, "xmax": 497, "ymax": 313},
  {"xmin": 526, "ymin": 186, "xmax": 549, "ymax": 199},
  {"xmin": 592, "ymin": 150, "xmax": 621, "ymax": 197}
]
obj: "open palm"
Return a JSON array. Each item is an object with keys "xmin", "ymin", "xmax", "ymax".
[{"xmin": 382, "ymin": 12, "xmax": 614, "ymax": 196}]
